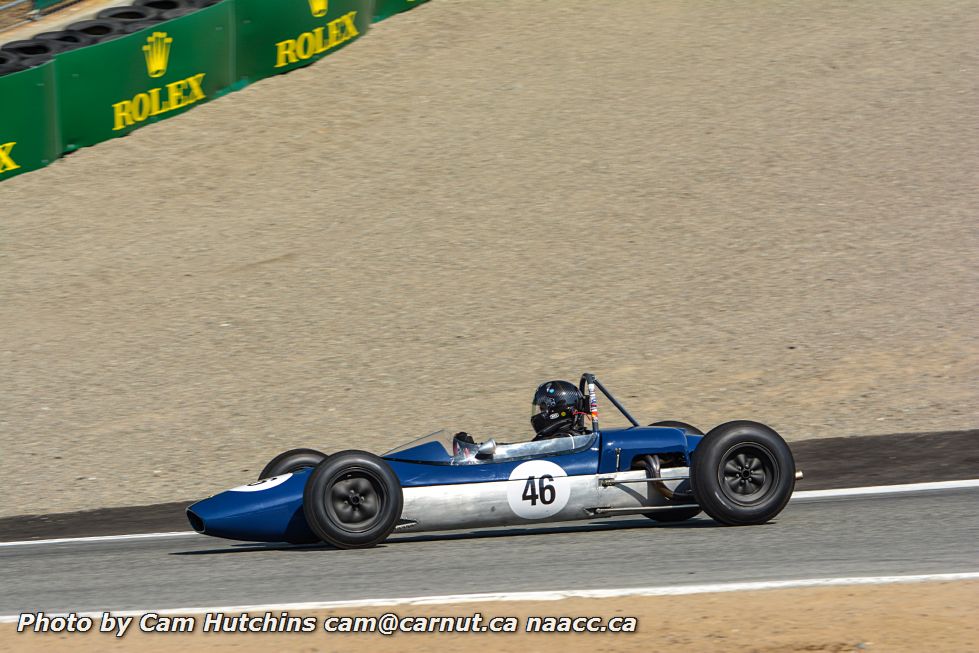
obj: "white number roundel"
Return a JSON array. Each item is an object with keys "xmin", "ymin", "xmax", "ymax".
[
  {"xmin": 506, "ymin": 460, "xmax": 571, "ymax": 519},
  {"xmin": 229, "ymin": 473, "xmax": 292, "ymax": 492}
]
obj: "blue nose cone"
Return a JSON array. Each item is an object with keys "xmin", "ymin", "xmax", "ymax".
[{"xmin": 186, "ymin": 470, "xmax": 319, "ymax": 544}]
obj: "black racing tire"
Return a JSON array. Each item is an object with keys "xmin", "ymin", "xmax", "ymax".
[
  {"xmin": 96, "ymin": 6, "xmax": 163, "ymax": 22},
  {"xmin": 17, "ymin": 55, "xmax": 55, "ymax": 69},
  {"xmin": 135, "ymin": 0, "xmax": 194, "ymax": 11},
  {"xmin": 161, "ymin": 7, "xmax": 198, "ymax": 19},
  {"xmin": 121, "ymin": 20, "xmax": 163, "ymax": 34},
  {"xmin": 0, "ymin": 51, "xmax": 24, "ymax": 77},
  {"xmin": 1, "ymin": 39, "xmax": 67, "ymax": 60},
  {"xmin": 303, "ymin": 451, "xmax": 403, "ymax": 549},
  {"xmin": 0, "ymin": 64, "xmax": 26, "ymax": 77},
  {"xmin": 649, "ymin": 420, "xmax": 704, "ymax": 436},
  {"xmin": 65, "ymin": 19, "xmax": 127, "ymax": 43},
  {"xmin": 34, "ymin": 30, "xmax": 99, "ymax": 52},
  {"xmin": 691, "ymin": 420, "xmax": 795, "ymax": 526},
  {"xmin": 259, "ymin": 448, "xmax": 329, "ymax": 480}
]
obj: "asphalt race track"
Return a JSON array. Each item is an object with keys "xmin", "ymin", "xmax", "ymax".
[{"xmin": 2, "ymin": 487, "xmax": 977, "ymax": 616}]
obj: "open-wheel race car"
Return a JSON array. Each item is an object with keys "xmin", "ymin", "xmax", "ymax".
[{"xmin": 187, "ymin": 373, "xmax": 799, "ymax": 548}]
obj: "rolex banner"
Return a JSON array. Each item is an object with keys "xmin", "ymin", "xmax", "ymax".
[
  {"xmin": 55, "ymin": 2, "xmax": 234, "ymax": 149},
  {"xmin": 0, "ymin": 0, "xmax": 429, "ymax": 182},
  {"xmin": 0, "ymin": 63, "xmax": 59, "ymax": 181},
  {"xmin": 235, "ymin": 0, "xmax": 371, "ymax": 82}
]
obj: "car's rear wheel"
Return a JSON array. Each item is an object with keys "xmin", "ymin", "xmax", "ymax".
[
  {"xmin": 303, "ymin": 451, "xmax": 403, "ymax": 549},
  {"xmin": 641, "ymin": 421, "xmax": 703, "ymax": 522},
  {"xmin": 691, "ymin": 421, "xmax": 795, "ymax": 525},
  {"xmin": 649, "ymin": 420, "xmax": 704, "ymax": 436},
  {"xmin": 259, "ymin": 448, "xmax": 328, "ymax": 480}
]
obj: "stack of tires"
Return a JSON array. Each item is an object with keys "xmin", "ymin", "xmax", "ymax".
[
  {"xmin": 0, "ymin": 49, "xmax": 24, "ymax": 77},
  {"xmin": 0, "ymin": 0, "xmax": 221, "ymax": 77}
]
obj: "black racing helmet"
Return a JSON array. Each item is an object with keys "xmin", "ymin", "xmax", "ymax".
[{"xmin": 531, "ymin": 380, "xmax": 584, "ymax": 437}]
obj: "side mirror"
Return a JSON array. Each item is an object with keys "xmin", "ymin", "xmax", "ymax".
[{"xmin": 476, "ymin": 439, "xmax": 497, "ymax": 459}]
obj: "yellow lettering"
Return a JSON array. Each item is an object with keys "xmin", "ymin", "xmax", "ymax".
[
  {"xmin": 131, "ymin": 93, "xmax": 151, "ymax": 122},
  {"xmin": 313, "ymin": 26, "xmax": 328, "ymax": 54},
  {"xmin": 276, "ymin": 11, "xmax": 360, "ymax": 67},
  {"xmin": 166, "ymin": 80, "xmax": 187, "ymax": 111},
  {"xmin": 275, "ymin": 39, "xmax": 298, "ymax": 68},
  {"xmin": 148, "ymin": 87, "xmax": 165, "ymax": 116},
  {"xmin": 339, "ymin": 11, "xmax": 359, "ymax": 41},
  {"xmin": 0, "ymin": 142, "xmax": 20, "ymax": 173},
  {"xmin": 185, "ymin": 73, "xmax": 206, "ymax": 103},
  {"xmin": 112, "ymin": 101, "xmax": 135, "ymax": 131},
  {"xmin": 109, "ymin": 73, "xmax": 207, "ymax": 129},
  {"xmin": 296, "ymin": 32, "xmax": 315, "ymax": 60}
]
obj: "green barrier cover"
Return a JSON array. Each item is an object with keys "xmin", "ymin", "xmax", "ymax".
[
  {"xmin": 373, "ymin": 0, "xmax": 430, "ymax": 22},
  {"xmin": 236, "ymin": 0, "xmax": 371, "ymax": 82},
  {"xmin": 0, "ymin": 63, "xmax": 59, "ymax": 181},
  {"xmin": 33, "ymin": 0, "xmax": 64, "ymax": 10},
  {"xmin": 1, "ymin": 0, "xmax": 429, "ymax": 182},
  {"xmin": 56, "ymin": 3, "xmax": 235, "ymax": 150}
]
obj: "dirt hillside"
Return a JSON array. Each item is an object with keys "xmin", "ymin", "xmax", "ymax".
[{"xmin": 1, "ymin": 0, "xmax": 977, "ymax": 517}]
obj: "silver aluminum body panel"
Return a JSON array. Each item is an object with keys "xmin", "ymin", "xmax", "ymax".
[{"xmin": 399, "ymin": 466, "xmax": 692, "ymax": 532}]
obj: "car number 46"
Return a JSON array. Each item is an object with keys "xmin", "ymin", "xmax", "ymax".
[
  {"xmin": 522, "ymin": 475, "xmax": 556, "ymax": 505},
  {"xmin": 507, "ymin": 461, "xmax": 571, "ymax": 518}
]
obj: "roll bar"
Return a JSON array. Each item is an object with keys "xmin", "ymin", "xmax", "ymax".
[{"xmin": 578, "ymin": 372, "xmax": 640, "ymax": 430}]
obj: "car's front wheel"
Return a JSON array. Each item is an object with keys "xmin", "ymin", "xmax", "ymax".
[
  {"xmin": 303, "ymin": 451, "xmax": 403, "ymax": 549},
  {"xmin": 691, "ymin": 421, "xmax": 795, "ymax": 525},
  {"xmin": 259, "ymin": 448, "xmax": 329, "ymax": 480}
]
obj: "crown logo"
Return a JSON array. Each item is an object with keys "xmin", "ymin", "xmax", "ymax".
[
  {"xmin": 308, "ymin": 0, "xmax": 328, "ymax": 17},
  {"xmin": 142, "ymin": 32, "xmax": 172, "ymax": 78}
]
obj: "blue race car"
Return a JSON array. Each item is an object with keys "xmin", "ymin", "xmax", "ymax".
[{"xmin": 187, "ymin": 373, "xmax": 798, "ymax": 548}]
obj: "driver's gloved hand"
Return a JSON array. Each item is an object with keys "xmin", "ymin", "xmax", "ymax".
[{"xmin": 454, "ymin": 432, "xmax": 475, "ymax": 444}]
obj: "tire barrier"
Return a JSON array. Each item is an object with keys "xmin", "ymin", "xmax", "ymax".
[
  {"xmin": 0, "ymin": 50, "xmax": 24, "ymax": 76},
  {"xmin": 62, "ymin": 19, "xmax": 128, "ymax": 43},
  {"xmin": 134, "ymin": 0, "xmax": 195, "ymax": 10},
  {"xmin": 95, "ymin": 6, "xmax": 164, "ymax": 23},
  {"xmin": 160, "ymin": 8, "xmax": 197, "ymax": 19},
  {"xmin": 34, "ymin": 30, "xmax": 100, "ymax": 52},
  {"xmin": 1, "ymin": 38, "xmax": 68, "ymax": 60},
  {"xmin": 0, "ymin": 0, "xmax": 431, "ymax": 181},
  {"xmin": 120, "ymin": 19, "xmax": 164, "ymax": 34}
]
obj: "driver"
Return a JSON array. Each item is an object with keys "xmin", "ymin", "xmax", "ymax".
[
  {"xmin": 453, "ymin": 380, "xmax": 589, "ymax": 458},
  {"xmin": 530, "ymin": 380, "xmax": 589, "ymax": 440}
]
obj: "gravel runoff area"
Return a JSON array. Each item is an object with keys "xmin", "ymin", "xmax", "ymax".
[
  {"xmin": 1, "ymin": 0, "xmax": 977, "ymax": 518},
  {"xmin": 3, "ymin": 582, "xmax": 978, "ymax": 652}
]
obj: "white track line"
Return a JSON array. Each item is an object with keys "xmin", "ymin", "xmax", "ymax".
[
  {"xmin": 1, "ymin": 478, "xmax": 976, "ymax": 548},
  {"xmin": 0, "ymin": 531, "xmax": 196, "ymax": 548},
  {"xmin": 1, "ymin": 572, "xmax": 977, "ymax": 623},
  {"xmin": 791, "ymin": 478, "xmax": 979, "ymax": 499}
]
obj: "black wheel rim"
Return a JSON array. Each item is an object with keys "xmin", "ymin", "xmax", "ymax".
[
  {"xmin": 324, "ymin": 468, "xmax": 386, "ymax": 533},
  {"xmin": 717, "ymin": 443, "xmax": 778, "ymax": 504}
]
